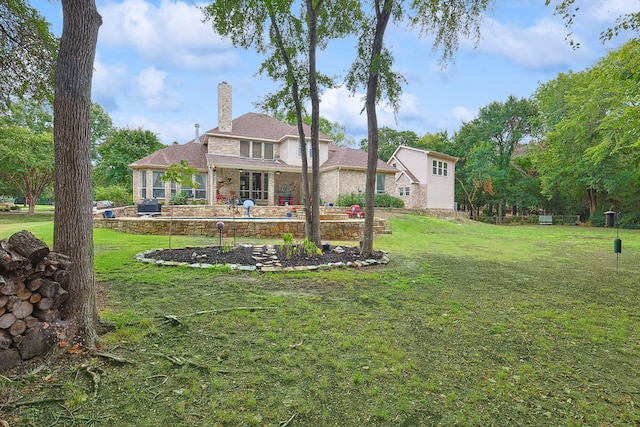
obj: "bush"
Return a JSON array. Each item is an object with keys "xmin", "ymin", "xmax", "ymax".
[
  {"xmin": 94, "ymin": 185, "xmax": 132, "ymax": 207},
  {"xmin": 336, "ymin": 193, "xmax": 404, "ymax": 208},
  {"xmin": 171, "ymin": 191, "xmax": 190, "ymax": 205}
]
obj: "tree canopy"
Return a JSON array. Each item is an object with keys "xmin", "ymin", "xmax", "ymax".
[
  {"xmin": 0, "ymin": 0, "xmax": 58, "ymax": 111},
  {"xmin": 93, "ymin": 128, "xmax": 164, "ymax": 188}
]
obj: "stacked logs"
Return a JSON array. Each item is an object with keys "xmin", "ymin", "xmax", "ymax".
[{"xmin": 0, "ymin": 230, "xmax": 72, "ymax": 370}]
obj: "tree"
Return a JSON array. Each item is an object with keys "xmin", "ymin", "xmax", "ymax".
[
  {"xmin": 532, "ymin": 39, "xmax": 640, "ymax": 220},
  {"xmin": 546, "ymin": 0, "xmax": 640, "ymax": 45},
  {"xmin": 53, "ymin": 0, "xmax": 102, "ymax": 347},
  {"xmin": 359, "ymin": 127, "xmax": 419, "ymax": 161},
  {"xmin": 0, "ymin": 125, "xmax": 54, "ymax": 213},
  {"xmin": 204, "ymin": 0, "xmax": 357, "ymax": 246},
  {"xmin": 0, "ymin": 99, "xmax": 53, "ymax": 133},
  {"xmin": 94, "ymin": 128, "xmax": 163, "ymax": 188},
  {"xmin": 346, "ymin": 0, "xmax": 492, "ymax": 257},
  {"xmin": 161, "ymin": 160, "xmax": 198, "ymax": 248},
  {"xmin": 90, "ymin": 103, "xmax": 114, "ymax": 161},
  {"xmin": 0, "ymin": 0, "xmax": 58, "ymax": 111},
  {"xmin": 455, "ymin": 96, "xmax": 536, "ymax": 218}
]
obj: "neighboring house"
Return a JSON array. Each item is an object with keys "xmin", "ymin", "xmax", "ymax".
[
  {"xmin": 387, "ymin": 145, "xmax": 458, "ymax": 211},
  {"xmin": 130, "ymin": 82, "xmax": 397, "ymax": 207}
]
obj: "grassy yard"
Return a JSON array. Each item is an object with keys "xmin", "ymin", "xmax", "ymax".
[{"xmin": 1, "ymin": 214, "xmax": 639, "ymax": 426}]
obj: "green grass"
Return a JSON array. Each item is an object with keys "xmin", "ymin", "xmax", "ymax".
[{"xmin": 1, "ymin": 214, "xmax": 639, "ymax": 426}]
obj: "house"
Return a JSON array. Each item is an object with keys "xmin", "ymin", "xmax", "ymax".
[
  {"xmin": 387, "ymin": 145, "xmax": 458, "ymax": 211},
  {"xmin": 129, "ymin": 82, "xmax": 398, "ymax": 207}
]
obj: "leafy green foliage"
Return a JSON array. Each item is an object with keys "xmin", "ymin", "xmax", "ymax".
[
  {"xmin": 0, "ymin": 0, "xmax": 58, "ymax": 111},
  {"xmin": 94, "ymin": 128, "xmax": 164, "ymax": 188},
  {"xmin": 94, "ymin": 185, "xmax": 132, "ymax": 207},
  {"xmin": 0, "ymin": 125, "xmax": 54, "ymax": 214},
  {"xmin": 359, "ymin": 127, "xmax": 419, "ymax": 161},
  {"xmin": 336, "ymin": 192, "xmax": 403, "ymax": 208}
]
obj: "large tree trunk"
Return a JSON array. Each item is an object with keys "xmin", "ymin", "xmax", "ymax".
[
  {"xmin": 587, "ymin": 187, "xmax": 598, "ymax": 218},
  {"xmin": 53, "ymin": 0, "xmax": 102, "ymax": 347},
  {"xmin": 361, "ymin": 1, "xmax": 391, "ymax": 258},
  {"xmin": 306, "ymin": 0, "xmax": 321, "ymax": 247}
]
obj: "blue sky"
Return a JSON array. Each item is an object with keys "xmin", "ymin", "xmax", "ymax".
[{"xmin": 34, "ymin": 0, "xmax": 637, "ymax": 145}]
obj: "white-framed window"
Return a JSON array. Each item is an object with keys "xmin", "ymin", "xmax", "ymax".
[
  {"xmin": 140, "ymin": 171, "xmax": 147, "ymax": 199},
  {"xmin": 405, "ymin": 187, "xmax": 410, "ymax": 196},
  {"xmin": 399, "ymin": 187, "xmax": 404, "ymax": 196},
  {"xmin": 152, "ymin": 171, "xmax": 165, "ymax": 198},
  {"xmin": 194, "ymin": 174, "xmax": 207, "ymax": 199},
  {"xmin": 239, "ymin": 171, "xmax": 269, "ymax": 201},
  {"xmin": 432, "ymin": 160, "xmax": 448, "ymax": 176},
  {"xmin": 240, "ymin": 140, "xmax": 274, "ymax": 160}
]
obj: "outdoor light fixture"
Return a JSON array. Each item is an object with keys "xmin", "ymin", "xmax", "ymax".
[
  {"xmin": 216, "ymin": 221, "xmax": 225, "ymax": 247},
  {"xmin": 239, "ymin": 168, "xmax": 243, "ymax": 173},
  {"xmin": 276, "ymin": 170, "xmax": 281, "ymax": 175}
]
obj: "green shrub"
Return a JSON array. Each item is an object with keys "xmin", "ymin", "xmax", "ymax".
[
  {"xmin": 336, "ymin": 193, "xmax": 404, "ymax": 208},
  {"xmin": 94, "ymin": 185, "xmax": 132, "ymax": 207},
  {"xmin": 171, "ymin": 191, "xmax": 190, "ymax": 205}
]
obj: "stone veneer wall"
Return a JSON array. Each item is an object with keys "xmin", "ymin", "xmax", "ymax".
[{"xmin": 94, "ymin": 217, "xmax": 366, "ymax": 241}]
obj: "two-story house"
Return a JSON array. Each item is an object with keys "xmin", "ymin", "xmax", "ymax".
[
  {"xmin": 129, "ymin": 82, "xmax": 398, "ymax": 207},
  {"xmin": 387, "ymin": 145, "xmax": 458, "ymax": 211}
]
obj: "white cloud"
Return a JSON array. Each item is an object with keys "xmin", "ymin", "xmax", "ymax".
[
  {"xmin": 91, "ymin": 55, "xmax": 128, "ymax": 109},
  {"xmin": 471, "ymin": 16, "xmax": 590, "ymax": 68},
  {"xmin": 451, "ymin": 106, "xmax": 476, "ymax": 123},
  {"xmin": 133, "ymin": 66, "xmax": 182, "ymax": 109},
  {"xmin": 98, "ymin": 0, "xmax": 239, "ymax": 71}
]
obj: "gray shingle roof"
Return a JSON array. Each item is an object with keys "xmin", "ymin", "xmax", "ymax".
[
  {"xmin": 129, "ymin": 141, "xmax": 208, "ymax": 169},
  {"xmin": 321, "ymin": 147, "xmax": 397, "ymax": 173},
  {"xmin": 207, "ymin": 112, "xmax": 331, "ymax": 142}
]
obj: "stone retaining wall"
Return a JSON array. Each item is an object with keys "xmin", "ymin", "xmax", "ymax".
[{"xmin": 94, "ymin": 217, "xmax": 369, "ymax": 241}]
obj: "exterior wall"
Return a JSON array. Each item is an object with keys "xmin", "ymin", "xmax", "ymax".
[
  {"xmin": 425, "ymin": 155, "xmax": 456, "ymax": 210},
  {"xmin": 395, "ymin": 150, "xmax": 428, "ymax": 183},
  {"xmin": 319, "ymin": 169, "xmax": 340, "ymax": 205},
  {"xmin": 394, "ymin": 174, "xmax": 425, "ymax": 209},
  {"xmin": 94, "ymin": 217, "xmax": 368, "ymax": 241},
  {"xmin": 279, "ymin": 137, "xmax": 330, "ymax": 167},
  {"xmin": 207, "ymin": 135, "xmax": 239, "ymax": 156}
]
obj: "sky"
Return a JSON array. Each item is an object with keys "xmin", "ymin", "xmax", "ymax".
[{"xmin": 33, "ymin": 0, "xmax": 638, "ymax": 145}]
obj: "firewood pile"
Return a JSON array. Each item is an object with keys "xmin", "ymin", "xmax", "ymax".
[{"xmin": 0, "ymin": 230, "xmax": 72, "ymax": 371}]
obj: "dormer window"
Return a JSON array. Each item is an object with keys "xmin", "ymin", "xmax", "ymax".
[{"xmin": 240, "ymin": 140, "xmax": 274, "ymax": 160}]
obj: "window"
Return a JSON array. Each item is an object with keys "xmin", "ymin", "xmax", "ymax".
[
  {"xmin": 405, "ymin": 187, "xmax": 410, "ymax": 196},
  {"xmin": 376, "ymin": 174, "xmax": 386, "ymax": 194},
  {"xmin": 432, "ymin": 160, "xmax": 448, "ymax": 176},
  {"xmin": 240, "ymin": 171, "xmax": 269, "ymax": 201},
  {"xmin": 399, "ymin": 187, "xmax": 404, "ymax": 196},
  {"xmin": 240, "ymin": 141, "xmax": 250, "ymax": 158},
  {"xmin": 194, "ymin": 174, "xmax": 207, "ymax": 199},
  {"xmin": 152, "ymin": 171, "xmax": 165, "ymax": 198},
  {"xmin": 240, "ymin": 140, "xmax": 274, "ymax": 160},
  {"xmin": 140, "ymin": 171, "xmax": 147, "ymax": 199},
  {"xmin": 297, "ymin": 143, "xmax": 313, "ymax": 158}
]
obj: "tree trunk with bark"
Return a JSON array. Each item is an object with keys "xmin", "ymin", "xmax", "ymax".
[{"xmin": 53, "ymin": 0, "xmax": 102, "ymax": 347}]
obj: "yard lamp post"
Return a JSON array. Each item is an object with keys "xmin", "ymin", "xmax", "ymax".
[{"xmin": 216, "ymin": 221, "xmax": 224, "ymax": 247}]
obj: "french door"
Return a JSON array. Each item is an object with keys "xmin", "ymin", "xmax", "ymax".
[{"xmin": 239, "ymin": 171, "xmax": 268, "ymax": 201}]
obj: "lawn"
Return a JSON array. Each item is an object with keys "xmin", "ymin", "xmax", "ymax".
[{"xmin": 1, "ymin": 213, "xmax": 639, "ymax": 426}]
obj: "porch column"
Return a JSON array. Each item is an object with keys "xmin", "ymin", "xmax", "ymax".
[
  {"xmin": 211, "ymin": 168, "xmax": 217, "ymax": 205},
  {"xmin": 268, "ymin": 170, "xmax": 275, "ymax": 206}
]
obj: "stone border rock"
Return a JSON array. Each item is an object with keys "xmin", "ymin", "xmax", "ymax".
[{"xmin": 136, "ymin": 244, "xmax": 390, "ymax": 272}]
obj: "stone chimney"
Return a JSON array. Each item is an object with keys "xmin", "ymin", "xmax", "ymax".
[{"xmin": 218, "ymin": 81, "xmax": 232, "ymax": 132}]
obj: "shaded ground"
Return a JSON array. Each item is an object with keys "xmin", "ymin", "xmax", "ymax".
[{"xmin": 145, "ymin": 244, "xmax": 382, "ymax": 267}]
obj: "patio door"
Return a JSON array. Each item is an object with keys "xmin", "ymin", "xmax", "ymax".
[{"xmin": 239, "ymin": 171, "xmax": 269, "ymax": 201}]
